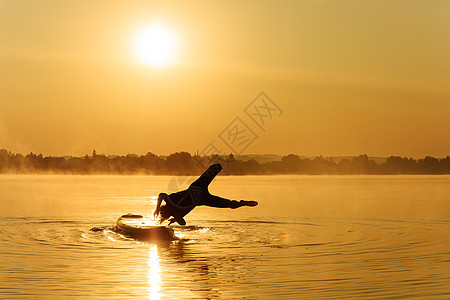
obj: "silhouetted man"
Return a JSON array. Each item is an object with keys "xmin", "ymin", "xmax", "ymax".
[{"xmin": 154, "ymin": 163, "xmax": 258, "ymax": 225}]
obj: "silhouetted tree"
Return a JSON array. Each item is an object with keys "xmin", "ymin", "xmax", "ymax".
[
  {"xmin": 385, "ymin": 156, "xmax": 417, "ymax": 174},
  {"xmin": 281, "ymin": 154, "xmax": 301, "ymax": 173},
  {"xmin": 418, "ymin": 156, "xmax": 442, "ymax": 174},
  {"xmin": 0, "ymin": 148, "xmax": 450, "ymax": 175},
  {"xmin": 165, "ymin": 152, "xmax": 194, "ymax": 174}
]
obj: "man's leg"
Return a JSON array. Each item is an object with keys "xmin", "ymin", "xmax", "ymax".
[
  {"xmin": 202, "ymin": 194, "xmax": 258, "ymax": 209},
  {"xmin": 190, "ymin": 163, "xmax": 222, "ymax": 189}
]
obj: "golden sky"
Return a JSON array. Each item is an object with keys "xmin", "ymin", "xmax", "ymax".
[{"xmin": 1, "ymin": 0, "xmax": 449, "ymax": 157}]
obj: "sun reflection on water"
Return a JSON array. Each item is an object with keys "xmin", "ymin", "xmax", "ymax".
[{"xmin": 148, "ymin": 245, "xmax": 162, "ymax": 300}]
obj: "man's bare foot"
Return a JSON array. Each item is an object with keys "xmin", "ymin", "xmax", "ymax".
[{"xmin": 239, "ymin": 200, "xmax": 258, "ymax": 207}]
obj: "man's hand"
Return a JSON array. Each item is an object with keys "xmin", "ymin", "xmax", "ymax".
[
  {"xmin": 153, "ymin": 207, "xmax": 160, "ymax": 218},
  {"xmin": 153, "ymin": 193, "xmax": 167, "ymax": 218}
]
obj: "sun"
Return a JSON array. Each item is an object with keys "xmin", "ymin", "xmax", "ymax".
[{"xmin": 134, "ymin": 23, "xmax": 177, "ymax": 67}]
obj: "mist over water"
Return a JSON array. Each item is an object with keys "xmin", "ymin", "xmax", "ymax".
[{"xmin": 1, "ymin": 175, "xmax": 450, "ymax": 299}]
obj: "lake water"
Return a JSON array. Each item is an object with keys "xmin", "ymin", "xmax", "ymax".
[{"xmin": 1, "ymin": 175, "xmax": 449, "ymax": 299}]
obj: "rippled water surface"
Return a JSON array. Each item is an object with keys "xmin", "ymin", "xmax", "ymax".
[{"xmin": 1, "ymin": 175, "xmax": 450, "ymax": 299}]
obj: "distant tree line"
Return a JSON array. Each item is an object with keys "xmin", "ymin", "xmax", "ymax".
[{"xmin": 1, "ymin": 149, "xmax": 450, "ymax": 175}]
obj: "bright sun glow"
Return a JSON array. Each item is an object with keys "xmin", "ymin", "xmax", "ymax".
[{"xmin": 134, "ymin": 23, "xmax": 177, "ymax": 67}]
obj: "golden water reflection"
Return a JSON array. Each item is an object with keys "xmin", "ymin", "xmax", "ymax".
[{"xmin": 148, "ymin": 245, "xmax": 161, "ymax": 300}]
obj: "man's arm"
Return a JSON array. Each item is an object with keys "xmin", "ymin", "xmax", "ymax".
[{"xmin": 153, "ymin": 193, "xmax": 168, "ymax": 217}]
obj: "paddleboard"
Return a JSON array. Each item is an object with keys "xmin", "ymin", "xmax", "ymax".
[{"xmin": 115, "ymin": 214, "xmax": 178, "ymax": 241}]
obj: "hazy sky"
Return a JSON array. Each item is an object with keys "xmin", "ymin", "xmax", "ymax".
[{"xmin": 1, "ymin": 0, "xmax": 449, "ymax": 157}]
